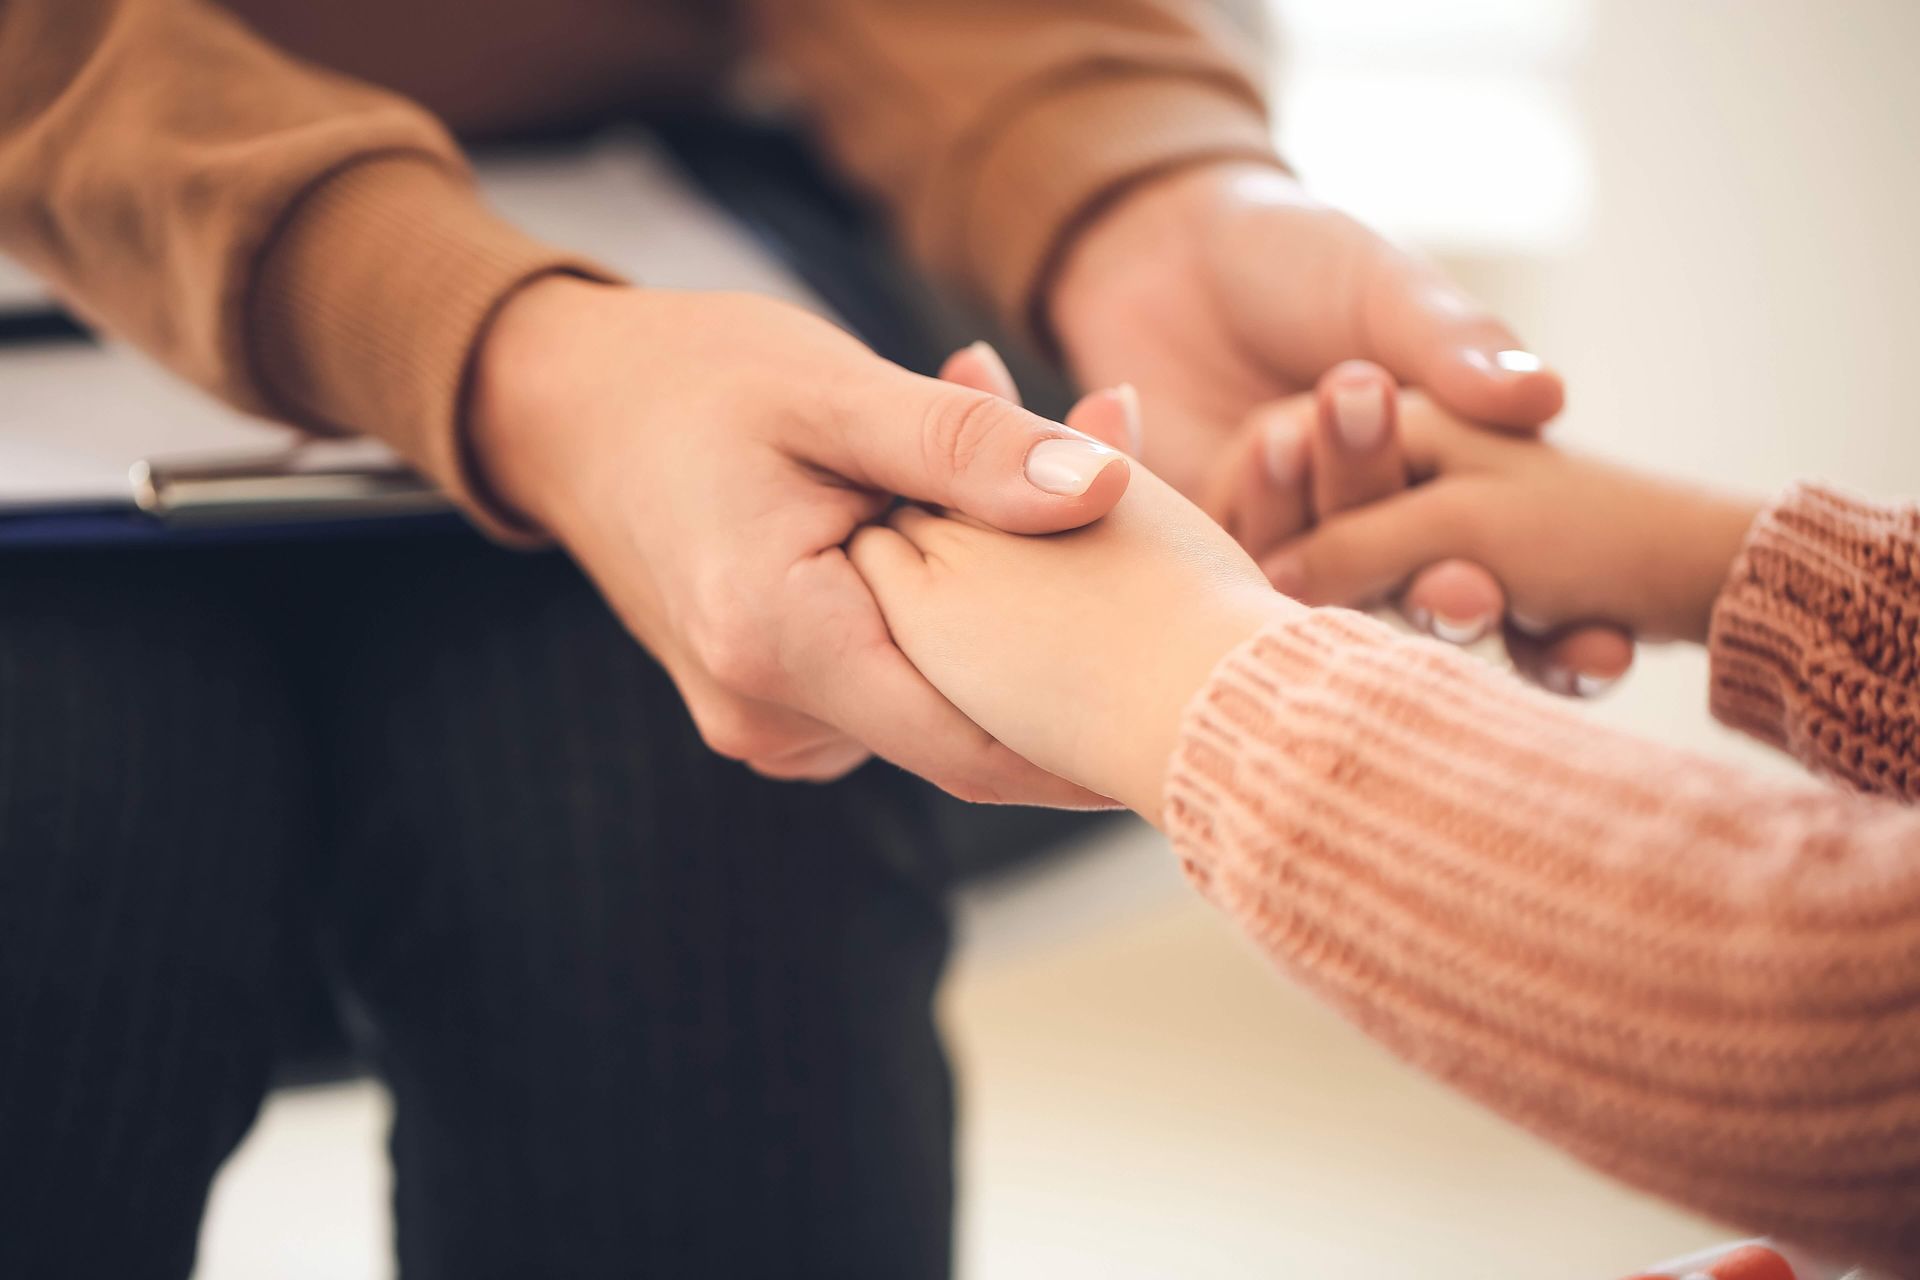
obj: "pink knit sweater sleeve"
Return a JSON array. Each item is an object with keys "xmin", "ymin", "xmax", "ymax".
[{"xmin": 1162, "ymin": 484, "xmax": 1920, "ymax": 1274}]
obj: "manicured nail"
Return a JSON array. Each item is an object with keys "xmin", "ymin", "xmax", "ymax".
[
  {"xmin": 1462, "ymin": 347, "xmax": 1546, "ymax": 377},
  {"xmin": 1113, "ymin": 382, "xmax": 1144, "ymax": 455},
  {"xmin": 1575, "ymin": 672, "xmax": 1617, "ymax": 699},
  {"xmin": 1509, "ymin": 610, "xmax": 1554, "ymax": 636},
  {"xmin": 1332, "ymin": 382, "xmax": 1388, "ymax": 452},
  {"xmin": 1430, "ymin": 611, "xmax": 1493, "ymax": 645},
  {"xmin": 1264, "ymin": 416, "xmax": 1303, "ymax": 486},
  {"xmin": 966, "ymin": 340, "xmax": 1016, "ymax": 399},
  {"xmin": 1026, "ymin": 437, "xmax": 1121, "ymax": 496}
]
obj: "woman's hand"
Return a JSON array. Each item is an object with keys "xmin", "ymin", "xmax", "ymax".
[
  {"xmin": 469, "ymin": 278, "xmax": 1131, "ymax": 805},
  {"xmin": 1051, "ymin": 163, "xmax": 1564, "ymax": 502},
  {"xmin": 848, "ymin": 456, "xmax": 1292, "ymax": 825},
  {"xmin": 1267, "ymin": 392, "xmax": 1765, "ymax": 655},
  {"xmin": 1047, "ymin": 165, "xmax": 1639, "ymax": 690}
]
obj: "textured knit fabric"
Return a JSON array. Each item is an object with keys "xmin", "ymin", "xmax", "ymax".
[
  {"xmin": 0, "ymin": 535, "xmax": 956, "ymax": 1280},
  {"xmin": 0, "ymin": 0, "xmax": 1276, "ymax": 536},
  {"xmin": 1710, "ymin": 483, "xmax": 1920, "ymax": 801},
  {"xmin": 1164, "ymin": 483, "xmax": 1920, "ymax": 1276}
]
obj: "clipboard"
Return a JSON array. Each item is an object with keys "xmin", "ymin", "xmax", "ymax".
[{"xmin": 0, "ymin": 118, "xmax": 946, "ymax": 548}]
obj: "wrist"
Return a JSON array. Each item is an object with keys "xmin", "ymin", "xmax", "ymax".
[
  {"xmin": 1670, "ymin": 490, "xmax": 1768, "ymax": 644},
  {"xmin": 467, "ymin": 273, "xmax": 623, "ymax": 535},
  {"xmin": 1119, "ymin": 587, "xmax": 1303, "ymax": 827}
]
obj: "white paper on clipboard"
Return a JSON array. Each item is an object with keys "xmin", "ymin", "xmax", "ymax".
[{"xmin": 0, "ymin": 130, "xmax": 836, "ymax": 513}]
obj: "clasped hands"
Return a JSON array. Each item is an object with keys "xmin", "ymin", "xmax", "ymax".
[
  {"xmin": 468, "ymin": 159, "xmax": 1654, "ymax": 810},
  {"xmin": 856, "ymin": 348, "xmax": 1758, "ymax": 820}
]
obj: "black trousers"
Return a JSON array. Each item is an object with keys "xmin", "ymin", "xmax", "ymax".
[{"xmin": 0, "ymin": 530, "xmax": 955, "ymax": 1279}]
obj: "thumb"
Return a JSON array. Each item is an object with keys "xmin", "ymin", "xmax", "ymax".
[
  {"xmin": 1262, "ymin": 485, "xmax": 1470, "ymax": 607},
  {"xmin": 939, "ymin": 341, "xmax": 1141, "ymax": 454},
  {"xmin": 824, "ymin": 368, "xmax": 1130, "ymax": 535},
  {"xmin": 1363, "ymin": 252, "xmax": 1566, "ymax": 433}
]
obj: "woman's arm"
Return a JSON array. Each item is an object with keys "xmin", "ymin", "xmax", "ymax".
[
  {"xmin": 851, "ymin": 420, "xmax": 1920, "ymax": 1272},
  {"xmin": 748, "ymin": 0, "xmax": 1278, "ymax": 345},
  {"xmin": 0, "ymin": 0, "xmax": 607, "ymax": 536}
]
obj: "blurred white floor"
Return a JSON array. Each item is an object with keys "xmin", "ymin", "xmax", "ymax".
[
  {"xmin": 197, "ymin": 1, "xmax": 1920, "ymax": 1276},
  {"xmin": 201, "ymin": 823, "xmax": 1727, "ymax": 1280},
  {"xmin": 946, "ymin": 827, "xmax": 1724, "ymax": 1279}
]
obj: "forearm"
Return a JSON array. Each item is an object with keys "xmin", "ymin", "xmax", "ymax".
[
  {"xmin": 750, "ymin": 0, "xmax": 1279, "ymax": 345},
  {"xmin": 1167, "ymin": 609, "xmax": 1920, "ymax": 1272},
  {"xmin": 1710, "ymin": 482, "xmax": 1920, "ymax": 797},
  {"xmin": 0, "ymin": 0, "xmax": 608, "ymax": 536}
]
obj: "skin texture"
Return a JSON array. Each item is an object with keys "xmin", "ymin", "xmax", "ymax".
[
  {"xmin": 850, "ymin": 371, "xmax": 1760, "ymax": 824},
  {"xmin": 1049, "ymin": 161, "xmax": 1633, "ymax": 686},
  {"xmin": 849, "ymin": 467, "xmax": 1291, "ymax": 823},
  {"xmin": 1268, "ymin": 392, "xmax": 1766, "ymax": 648},
  {"xmin": 464, "ymin": 160, "xmax": 1626, "ymax": 806},
  {"xmin": 1223, "ymin": 362, "xmax": 1643, "ymax": 688},
  {"xmin": 468, "ymin": 277, "xmax": 1133, "ymax": 806}
]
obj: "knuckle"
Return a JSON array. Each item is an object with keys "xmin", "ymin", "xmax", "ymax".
[
  {"xmin": 689, "ymin": 581, "xmax": 781, "ymax": 699},
  {"xmin": 921, "ymin": 390, "xmax": 1010, "ymax": 481},
  {"xmin": 699, "ymin": 629, "xmax": 777, "ymax": 698},
  {"xmin": 689, "ymin": 698, "xmax": 781, "ymax": 763},
  {"xmin": 752, "ymin": 742, "xmax": 869, "ymax": 784}
]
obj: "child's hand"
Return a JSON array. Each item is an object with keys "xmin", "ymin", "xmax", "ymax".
[
  {"xmin": 848, "ymin": 451, "xmax": 1292, "ymax": 824},
  {"xmin": 1200, "ymin": 363, "xmax": 1638, "ymax": 693},
  {"xmin": 1266, "ymin": 392, "xmax": 1765, "ymax": 654}
]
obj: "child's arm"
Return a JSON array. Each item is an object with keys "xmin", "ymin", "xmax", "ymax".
[
  {"xmin": 1263, "ymin": 393, "xmax": 1764, "ymax": 646},
  {"xmin": 1271, "ymin": 397, "xmax": 1920, "ymax": 798},
  {"xmin": 1707, "ymin": 484, "xmax": 1920, "ymax": 795},
  {"xmin": 850, "ymin": 431, "xmax": 1920, "ymax": 1273}
]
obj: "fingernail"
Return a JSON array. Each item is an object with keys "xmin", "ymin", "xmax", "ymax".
[
  {"xmin": 1575, "ymin": 672, "xmax": 1617, "ymax": 699},
  {"xmin": 1429, "ymin": 611, "xmax": 1493, "ymax": 645},
  {"xmin": 1461, "ymin": 347, "xmax": 1546, "ymax": 376},
  {"xmin": 1332, "ymin": 382, "xmax": 1388, "ymax": 452},
  {"xmin": 1026, "ymin": 437, "xmax": 1121, "ymax": 496},
  {"xmin": 1509, "ymin": 610, "xmax": 1554, "ymax": 637},
  {"xmin": 965, "ymin": 340, "xmax": 1016, "ymax": 398},
  {"xmin": 1264, "ymin": 417, "xmax": 1303, "ymax": 486},
  {"xmin": 1113, "ymin": 382, "xmax": 1144, "ymax": 455},
  {"xmin": 1543, "ymin": 666, "xmax": 1579, "ymax": 697}
]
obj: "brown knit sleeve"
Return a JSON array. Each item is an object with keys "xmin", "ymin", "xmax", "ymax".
[
  {"xmin": 1710, "ymin": 483, "xmax": 1920, "ymax": 800},
  {"xmin": 0, "ymin": 0, "xmax": 614, "ymax": 539},
  {"xmin": 749, "ymin": 0, "xmax": 1281, "ymax": 347},
  {"xmin": 1164, "ymin": 609, "xmax": 1920, "ymax": 1274}
]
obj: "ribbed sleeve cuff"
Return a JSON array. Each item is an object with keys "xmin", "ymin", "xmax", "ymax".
[
  {"xmin": 1708, "ymin": 482, "xmax": 1920, "ymax": 797},
  {"xmin": 929, "ymin": 70, "xmax": 1280, "ymax": 349},
  {"xmin": 1162, "ymin": 608, "xmax": 1392, "ymax": 883},
  {"xmin": 249, "ymin": 153, "xmax": 620, "ymax": 542}
]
